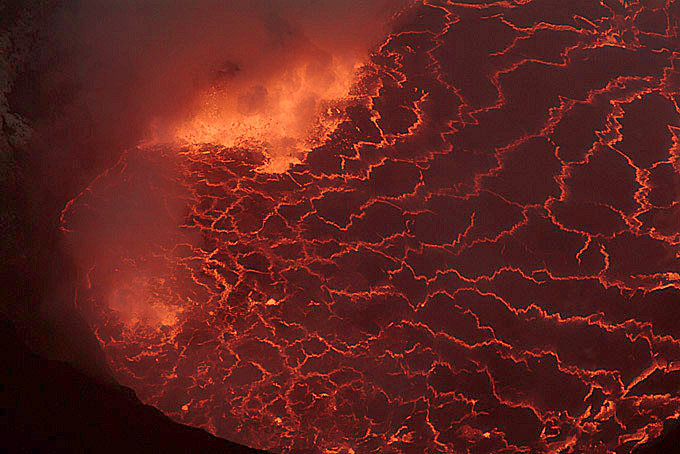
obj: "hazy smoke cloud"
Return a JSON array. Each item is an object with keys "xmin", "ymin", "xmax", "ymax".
[
  {"xmin": 52, "ymin": 0, "xmax": 413, "ymax": 254},
  {"xmin": 50, "ymin": 0, "xmax": 412, "ymax": 153},
  {"xmin": 50, "ymin": 0, "xmax": 413, "ymax": 348},
  {"xmin": 8, "ymin": 0, "xmax": 413, "ymax": 385}
]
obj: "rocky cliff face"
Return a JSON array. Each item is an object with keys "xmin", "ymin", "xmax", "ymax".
[{"xmin": 0, "ymin": 1, "xmax": 37, "ymax": 304}]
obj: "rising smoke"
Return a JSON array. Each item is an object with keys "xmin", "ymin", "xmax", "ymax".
[
  {"xmin": 49, "ymin": 0, "xmax": 413, "ymax": 160},
  {"xmin": 52, "ymin": 0, "xmax": 414, "ymax": 267},
  {"xmin": 31, "ymin": 0, "xmax": 413, "ymax": 379}
]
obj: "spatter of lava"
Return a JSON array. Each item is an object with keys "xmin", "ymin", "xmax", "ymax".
[{"xmin": 61, "ymin": 1, "xmax": 680, "ymax": 453}]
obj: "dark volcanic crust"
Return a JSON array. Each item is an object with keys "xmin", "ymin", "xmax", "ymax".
[{"xmin": 5, "ymin": 0, "xmax": 680, "ymax": 453}]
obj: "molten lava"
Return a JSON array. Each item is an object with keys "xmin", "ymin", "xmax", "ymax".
[
  {"xmin": 61, "ymin": 1, "xmax": 680, "ymax": 453},
  {"xmin": 170, "ymin": 55, "xmax": 362, "ymax": 173}
]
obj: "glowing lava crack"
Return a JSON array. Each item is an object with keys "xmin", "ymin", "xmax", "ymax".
[{"xmin": 62, "ymin": 1, "xmax": 680, "ymax": 453}]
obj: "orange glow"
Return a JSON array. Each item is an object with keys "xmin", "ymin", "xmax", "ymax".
[
  {"xmin": 169, "ymin": 55, "xmax": 362, "ymax": 172},
  {"xmin": 107, "ymin": 274, "xmax": 183, "ymax": 330},
  {"xmin": 58, "ymin": 1, "xmax": 680, "ymax": 452}
]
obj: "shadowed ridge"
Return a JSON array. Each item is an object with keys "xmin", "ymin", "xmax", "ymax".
[{"xmin": 0, "ymin": 317, "xmax": 273, "ymax": 454}]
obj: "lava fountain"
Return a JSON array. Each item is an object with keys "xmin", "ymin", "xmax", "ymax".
[{"xmin": 169, "ymin": 53, "xmax": 361, "ymax": 173}]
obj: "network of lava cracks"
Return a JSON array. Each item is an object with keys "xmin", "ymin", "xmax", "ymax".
[{"xmin": 60, "ymin": 1, "xmax": 680, "ymax": 453}]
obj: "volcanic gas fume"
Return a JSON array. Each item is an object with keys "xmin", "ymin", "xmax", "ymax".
[
  {"xmin": 60, "ymin": 0, "xmax": 680, "ymax": 453},
  {"xmin": 54, "ymin": 0, "xmax": 408, "ymax": 172}
]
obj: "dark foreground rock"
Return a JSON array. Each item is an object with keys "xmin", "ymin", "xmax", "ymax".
[{"xmin": 0, "ymin": 318, "xmax": 269, "ymax": 454}]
